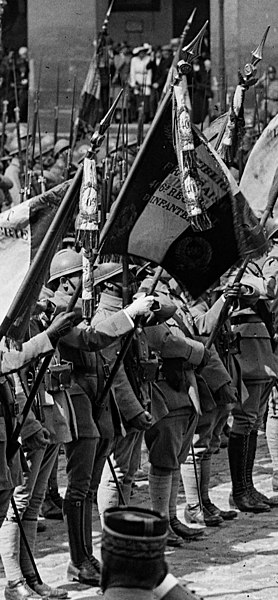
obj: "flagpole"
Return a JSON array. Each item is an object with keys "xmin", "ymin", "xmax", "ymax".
[{"xmin": 218, "ymin": 0, "xmax": 226, "ymax": 113}]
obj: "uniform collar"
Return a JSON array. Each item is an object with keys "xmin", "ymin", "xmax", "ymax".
[{"xmin": 98, "ymin": 291, "xmax": 123, "ymax": 311}]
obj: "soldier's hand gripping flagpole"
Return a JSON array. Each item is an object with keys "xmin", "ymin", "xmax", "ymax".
[{"xmin": 93, "ymin": 266, "xmax": 163, "ymax": 420}]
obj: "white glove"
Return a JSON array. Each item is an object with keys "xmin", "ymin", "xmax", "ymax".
[{"xmin": 125, "ymin": 294, "xmax": 155, "ymax": 318}]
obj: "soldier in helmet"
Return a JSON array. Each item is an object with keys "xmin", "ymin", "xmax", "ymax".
[
  {"xmin": 225, "ymin": 246, "xmax": 278, "ymax": 513},
  {"xmin": 0, "ymin": 309, "xmax": 76, "ymax": 600},
  {"xmin": 93, "ymin": 262, "xmax": 156, "ymax": 525},
  {"xmin": 44, "ymin": 249, "xmax": 155, "ymax": 587},
  {"xmin": 93, "ymin": 262, "xmax": 205, "ymax": 546},
  {"xmin": 48, "ymin": 139, "xmax": 71, "ymax": 185}
]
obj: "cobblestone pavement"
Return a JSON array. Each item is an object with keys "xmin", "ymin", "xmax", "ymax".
[{"xmin": 1, "ymin": 431, "xmax": 278, "ymax": 599}]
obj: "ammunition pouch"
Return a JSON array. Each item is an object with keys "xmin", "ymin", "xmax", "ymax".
[
  {"xmin": 44, "ymin": 361, "xmax": 72, "ymax": 393},
  {"xmin": 138, "ymin": 357, "xmax": 159, "ymax": 383},
  {"xmin": 217, "ymin": 331, "xmax": 241, "ymax": 357}
]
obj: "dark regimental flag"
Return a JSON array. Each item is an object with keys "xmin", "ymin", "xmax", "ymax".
[
  {"xmin": 0, "ymin": 180, "xmax": 71, "ymax": 340},
  {"xmin": 99, "ymin": 90, "xmax": 267, "ymax": 298}
]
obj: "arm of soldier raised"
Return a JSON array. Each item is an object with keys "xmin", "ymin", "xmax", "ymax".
[
  {"xmin": 60, "ymin": 295, "xmax": 155, "ymax": 352},
  {"xmin": 60, "ymin": 309, "xmax": 134, "ymax": 351},
  {"xmin": 190, "ymin": 297, "xmax": 226, "ymax": 335}
]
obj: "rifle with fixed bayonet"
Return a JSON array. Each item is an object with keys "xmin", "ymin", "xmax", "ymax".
[
  {"xmin": 64, "ymin": 73, "xmax": 76, "ymax": 180},
  {"xmin": 0, "ymin": 98, "xmax": 8, "ymax": 157},
  {"xmin": 37, "ymin": 110, "xmax": 46, "ymax": 194},
  {"xmin": 53, "ymin": 63, "xmax": 60, "ymax": 146},
  {"xmin": 12, "ymin": 57, "xmax": 24, "ymax": 200},
  {"xmin": 105, "ymin": 109, "xmax": 122, "ymax": 220}
]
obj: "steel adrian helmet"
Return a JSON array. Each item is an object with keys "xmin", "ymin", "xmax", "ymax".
[
  {"xmin": 93, "ymin": 262, "xmax": 124, "ymax": 287},
  {"xmin": 48, "ymin": 249, "xmax": 82, "ymax": 283},
  {"xmin": 34, "ymin": 133, "xmax": 55, "ymax": 159},
  {"xmin": 54, "ymin": 138, "xmax": 70, "ymax": 159},
  {"xmin": 93, "ymin": 262, "xmax": 138, "ymax": 287}
]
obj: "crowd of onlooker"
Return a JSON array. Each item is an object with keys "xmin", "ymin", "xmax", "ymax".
[{"xmin": 98, "ymin": 36, "xmax": 212, "ymax": 126}]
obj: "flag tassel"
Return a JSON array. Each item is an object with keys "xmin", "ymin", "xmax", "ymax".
[{"xmin": 174, "ymin": 83, "xmax": 212, "ymax": 231}]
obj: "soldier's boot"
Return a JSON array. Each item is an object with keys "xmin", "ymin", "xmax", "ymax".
[
  {"xmin": 83, "ymin": 496, "xmax": 101, "ymax": 574},
  {"xmin": 148, "ymin": 472, "xmax": 184, "ymax": 547},
  {"xmin": 201, "ymin": 454, "xmax": 237, "ymax": 521},
  {"xmin": 169, "ymin": 469, "xmax": 204, "ymax": 540},
  {"xmin": 181, "ymin": 456, "xmax": 222, "ymax": 527},
  {"xmin": 19, "ymin": 518, "xmax": 68, "ymax": 598},
  {"xmin": 4, "ymin": 579, "xmax": 41, "ymax": 600},
  {"xmin": 63, "ymin": 499, "xmax": 100, "ymax": 587},
  {"xmin": 228, "ymin": 432, "xmax": 270, "ymax": 513},
  {"xmin": 246, "ymin": 431, "xmax": 278, "ymax": 508},
  {"xmin": 41, "ymin": 494, "xmax": 63, "ymax": 520}
]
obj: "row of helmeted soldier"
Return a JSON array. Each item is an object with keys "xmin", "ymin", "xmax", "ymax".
[
  {"xmin": 0, "ymin": 30, "xmax": 278, "ymax": 600},
  {"xmin": 1, "ymin": 228, "xmax": 278, "ymax": 598}
]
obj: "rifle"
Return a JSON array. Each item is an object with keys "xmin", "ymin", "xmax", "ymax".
[
  {"xmin": 64, "ymin": 73, "xmax": 76, "ymax": 180},
  {"xmin": 37, "ymin": 110, "xmax": 46, "ymax": 194},
  {"xmin": 105, "ymin": 111, "xmax": 122, "ymax": 220},
  {"xmin": 12, "ymin": 57, "xmax": 24, "ymax": 200},
  {"xmin": 0, "ymin": 99, "xmax": 8, "ymax": 157},
  {"xmin": 53, "ymin": 63, "xmax": 60, "ymax": 146},
  {"xmin": 30, "ymin": 58, "xmax": 42, "ymax": 169}
]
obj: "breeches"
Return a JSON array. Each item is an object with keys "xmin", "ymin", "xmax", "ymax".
[
  {"xmin": 231, "ymin": 379, "xmax": 273, "ymax": 435},
  {"xmin": 145, "ymin": 408, "xmax": 198, "ymax": 471},
  {"xmin": 65, "ymin": 436, "xmax": 111, "ymax": 503}
]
